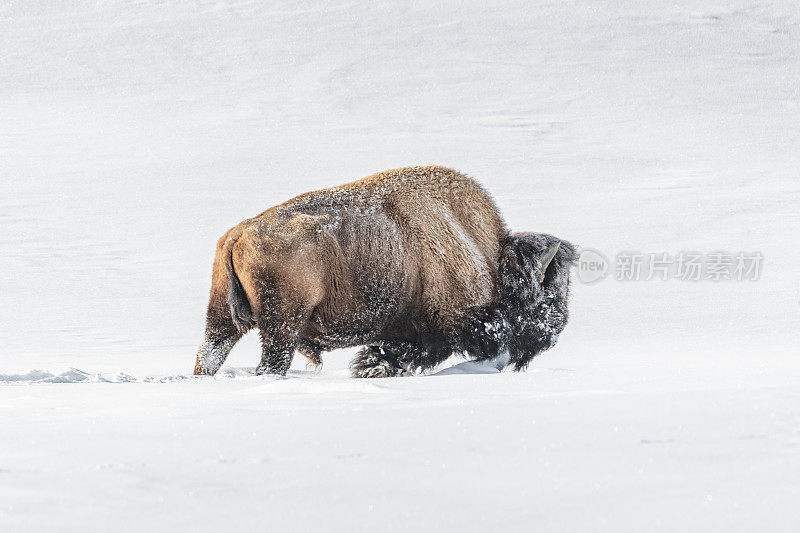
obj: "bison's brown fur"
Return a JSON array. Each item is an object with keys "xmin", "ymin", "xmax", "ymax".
[{"xmin": 194, "ymin": 165, "xmax": 575, "ymax": 377}]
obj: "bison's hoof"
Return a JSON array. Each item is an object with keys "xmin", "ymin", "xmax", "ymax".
[
  {"xmin": 193, "ymin": 364, "xmax": 214, "ymax": 376},
  {"xmin": 255, "ymin": 364, "xmax": 288, "ymax": 377},
  {"xmin": 305, "ymin": 361, "xmax": 323, "ymax": 374}
]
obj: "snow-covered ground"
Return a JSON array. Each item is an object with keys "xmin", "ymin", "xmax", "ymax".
[{"xmin": 1, "ymin": 1, "xmax": 799, "ymax": 531}]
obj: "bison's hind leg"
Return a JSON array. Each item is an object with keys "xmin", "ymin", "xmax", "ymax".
[
  {"xmin": 256, "ymin": 322, "xmax": 303, "ymax": 376},
  {"xmin": 297, "ymin": 339, "xmax": 324, "ymax": 372},
  {"xmin": 195, "ymin": 295, "xmax": 246, "ymax": 375},
  {"xmin": 458, "ymin": 306, "xmax": 511, "ymax": 363},
  {"xmin": 195, "ymin": 331, "xmax": 242, "ymax": 375}
]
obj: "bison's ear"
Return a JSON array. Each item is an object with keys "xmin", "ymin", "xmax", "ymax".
[{"xmin": 537, "ymin": 241, "xmax": 561, "ymax": 283}]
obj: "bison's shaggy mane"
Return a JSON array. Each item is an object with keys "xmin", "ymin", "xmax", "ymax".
[{"xmin": 350, "ymin": 233, "xmax": 577, "ymax": 376}]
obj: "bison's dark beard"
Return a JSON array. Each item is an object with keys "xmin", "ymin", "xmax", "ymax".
[
  {"xmin": 350, "ymin": 233, "xmax": 577, "ymax": 377},
  {"xmin": 443, "ymin": 232, "xmax": 576, "ymax": 372},
  {"xmin": 496, "ymin": 233, "xmax": 577, "ymax": 370}
]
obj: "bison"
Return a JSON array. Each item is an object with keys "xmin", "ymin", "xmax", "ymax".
[{"xmin": 194, "ymin": 166, "xmax": 576, "ymax": 378}]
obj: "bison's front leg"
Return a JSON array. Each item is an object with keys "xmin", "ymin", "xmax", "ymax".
[
  {"xmin": 351, "ymin": 345, "xmax": 403, "ymax": 378},
  {"xmin": 350, "ymin": 342, "xmax": 435, "ymax": 378}
]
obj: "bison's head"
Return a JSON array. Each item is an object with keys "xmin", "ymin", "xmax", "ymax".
[{"xmin": 497, "ymin": 232, "xmax": 577, "ymax": 370}]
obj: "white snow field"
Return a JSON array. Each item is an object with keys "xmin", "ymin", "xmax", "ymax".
[{"xmin": 2, "ymin": 1, "xmax": 799, "ymax": 531}]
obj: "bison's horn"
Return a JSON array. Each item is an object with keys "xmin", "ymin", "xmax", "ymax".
[{"xmin": 538, "ymin": 241, "xmax": 561, "ymax": 283}]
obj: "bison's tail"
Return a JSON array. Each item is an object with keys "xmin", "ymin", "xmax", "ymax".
[
  {"xmin": 497, "ymin": 232, "xmax": 577, "ymax": 370},
  {"xmin": 226, "ymin": 245, "xmax": 255, "ymax": 333}
]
